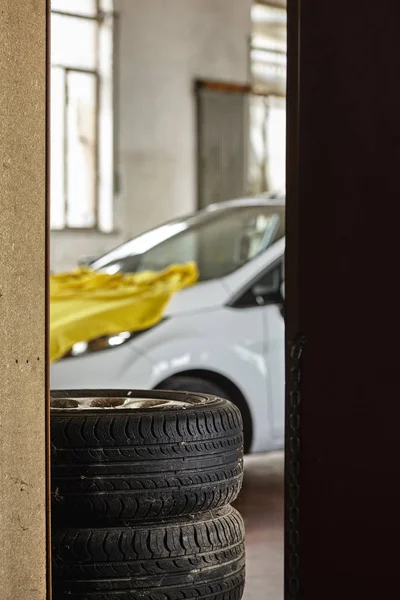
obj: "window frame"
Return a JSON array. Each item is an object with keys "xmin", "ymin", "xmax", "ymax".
[{"xmin": 50, "ymin": 1, "xmax": 116, "ymax": 232}]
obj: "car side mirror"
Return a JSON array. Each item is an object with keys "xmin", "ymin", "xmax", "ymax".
[
  {"xmin": 252, "ymin": 283, "xmax": 271, "ymax": 298},
  {"xmin": 252, "ymin": 283, "xmax": 281, "ymax": 305},
  {"xmin": 252, "ymin": 279, "xmax": 285, "ymax": 309}
]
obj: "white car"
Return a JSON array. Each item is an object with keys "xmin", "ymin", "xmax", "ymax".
[{"xmin": 51, "ymin": 195, "xmax": 286, "ymax": 454}]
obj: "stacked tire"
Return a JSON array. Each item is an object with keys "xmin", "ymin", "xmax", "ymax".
[{"xmin": 50, "ymin": 389, "xmax": 246, "ymax": 600}]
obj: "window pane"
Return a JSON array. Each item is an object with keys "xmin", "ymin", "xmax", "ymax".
[
  {"xmin": 252, "ymin": 35, "xmax": 286, "ymax": 53},
  {"xmin": 251, "ymin": 4, "xmax": 287, "ymax": 27},
  {"xmin": 266, "ymin": 96, "xmax": 286, "ymax": 193},
  {"xmin": 107, "ymin": 208, "xmax": 282, "ymax": 280},
  {"xmin": 251, "ymin": 2, "xmax": 286, "ymax": 95},
  {"xmin": 249, "ymin": 95, "xmax": 286, "ymax": 195},
  {"xmin": 251, "ymin": 49, "xmax": 286, "ymax": 95},
  {"xmin": 51, "ymin": 0, "xmax": 97, "ymax": 16},
  {"xmin": 50, "ymin": 66, "xmax": 65, "ymax": 229},
  {"xmin": 137, "ymin": 208, "xmax": 284, "ymax": 280},
  {"xmin": 51, "ymin": 13, "xmax": 97, "ymax": 70},
  {"xmin": 66, "ymin": 71, "xmax": 97, "ymax": 228},
  {"xmin": 249, "ymin": 96, "xmax": 269, "ymax": 195},
  {"xmin": 101, "ymin": 0, "xmax": 114, "ymax": 11}
]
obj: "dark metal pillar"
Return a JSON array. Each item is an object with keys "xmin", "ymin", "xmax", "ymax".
[{"xmin": 285, "ymin": 0, "xmax": 400, "ymax": 597}]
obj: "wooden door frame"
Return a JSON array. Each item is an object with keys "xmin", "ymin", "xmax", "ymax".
[{"xmin": 0, "ymin": 1, "xmax": 51, "ymax": 598}]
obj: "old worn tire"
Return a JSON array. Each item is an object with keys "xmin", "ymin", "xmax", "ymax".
[
  {"xmin": 50, "ymin": 389, "xmax": 244, "ymax": 525},
  {"xmin": 52, "ymin": 505, "xmax": 245, "ymax": 599}
]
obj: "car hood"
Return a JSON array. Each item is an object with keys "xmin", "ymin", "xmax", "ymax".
[{"xmin": 163, "ymin": 279, "xmax": 230, "ymax": 317}]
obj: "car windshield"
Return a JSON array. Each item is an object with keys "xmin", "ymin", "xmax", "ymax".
[{"xmin": 91, "ymin": 204, "xmax": 285, "ymax": 282}]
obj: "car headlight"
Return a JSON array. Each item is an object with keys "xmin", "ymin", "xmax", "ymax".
[
  {"xmin": 62, "ymin": 320, "xmax": 167, "ymax": 360},
  {"xmin": 62, "ymin": 331, "xmax": 136, "ymax": 359}
]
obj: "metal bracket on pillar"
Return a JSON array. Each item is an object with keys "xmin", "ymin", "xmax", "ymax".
[{"xmin": 286, "ymin": 332, "xmax": 306, "ymax": 600}]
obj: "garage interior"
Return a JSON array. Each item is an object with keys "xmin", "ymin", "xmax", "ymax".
[
  {"xmin": 50, "ymin": 0, "xmax": 286, "ymax": 272},
  {"xmin": 49, "ymin": 2, "xmax": 286, "ymax": 595},
  {"xmin": 2, "ymin": 0, "xmax": 400, "ymax": 599},
  {"xmin": 5, "ymin": 1, "xmax": 286, "ymax": 598}
]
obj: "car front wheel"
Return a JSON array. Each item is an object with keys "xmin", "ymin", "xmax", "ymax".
[{"xmin": 158, "ymin": 375, "xmax": 252, "ymax": 454}]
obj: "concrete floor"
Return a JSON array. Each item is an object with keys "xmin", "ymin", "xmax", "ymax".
[{"xmin": 233, "ymin": 452, "xmax": 284, "ymax": 600}]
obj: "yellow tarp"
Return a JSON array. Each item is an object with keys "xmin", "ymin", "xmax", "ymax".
[{"xmin": 50, "ymin": 262, "xmax": 199, "ymax": 363}]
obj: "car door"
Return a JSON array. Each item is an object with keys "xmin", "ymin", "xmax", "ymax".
[{"xmin": 228, "ymin": 256, "xmax": 285, "ymax": 446}]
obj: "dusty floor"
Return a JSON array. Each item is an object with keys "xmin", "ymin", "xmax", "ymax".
[{"xmin": 233, "ymin": 452, "xmax": 284, "ymax": 600}]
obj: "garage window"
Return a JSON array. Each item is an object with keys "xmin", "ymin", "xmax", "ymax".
[
  {"xmin": 50, "ymin": 0, "xmax": 115, "ymax": 231},
  {"xmin": 249, "ymin": 1, "xmax": 287, "ymax": 195}
]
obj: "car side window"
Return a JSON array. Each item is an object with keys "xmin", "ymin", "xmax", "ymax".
[{"xmin": 230, "ymin": 260, "xmax": 283, "ymax": 309}]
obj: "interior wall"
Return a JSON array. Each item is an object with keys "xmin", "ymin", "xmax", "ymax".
[
  {"xmin": 0, "ymin": 1, "xmax": 49, "ymax": 598},
  {"xmin": 51, "ymin": 0, "xmax": 252, "ymax": 272}
]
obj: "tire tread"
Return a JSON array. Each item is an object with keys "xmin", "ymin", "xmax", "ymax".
[{"xmin": 51, "ymin": 396, "xmax": 243, "ymax": 524}]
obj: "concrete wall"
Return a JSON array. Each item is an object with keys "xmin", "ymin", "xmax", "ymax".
[
  {"xmin": 0, "ymin": 1, "xmax": 49, "ymax": 598},
  {"xmin": 51, "ymin": 0, "xmax": 252, "ymax": 272}
]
